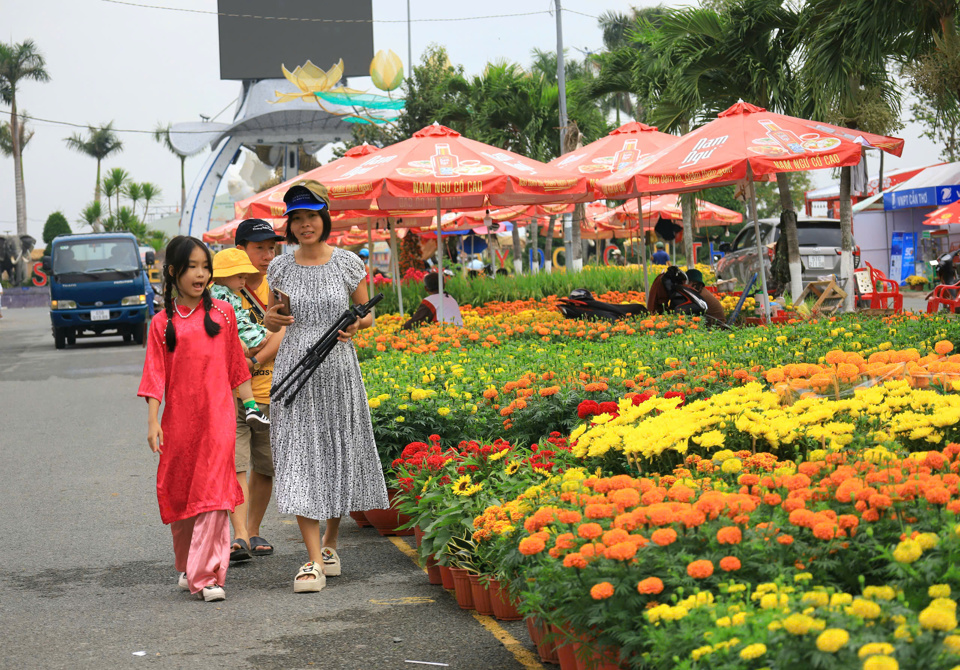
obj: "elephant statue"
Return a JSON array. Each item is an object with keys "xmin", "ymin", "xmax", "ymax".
[{"xmin": 0, "ymin": 234, "xmax": 37, "ymax": 286}]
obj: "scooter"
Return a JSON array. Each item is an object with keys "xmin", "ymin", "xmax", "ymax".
[{"xmin": 557, "ymin": 288, "xmax": 648, "ymax": 321}]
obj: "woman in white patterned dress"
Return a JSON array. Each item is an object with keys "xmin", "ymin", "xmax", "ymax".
[{"xmin": 263, "ymin": 180, "xmax": 389, "ymax": 593}]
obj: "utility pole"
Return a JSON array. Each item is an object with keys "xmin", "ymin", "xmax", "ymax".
[
  {"xmin": 407, "ymin": 1, "xmax": 413, "ymax": 78},
  {"xmin": 555, "ymin": 0, "xmax": 568, "ymax": 152}
]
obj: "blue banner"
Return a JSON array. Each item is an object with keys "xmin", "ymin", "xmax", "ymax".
[
  {"xmin": 884, "ymin": 185, "xmax": 960, "ymax": 210},
  {"xmin": 890, "ymin": 232, "xmax": 903, "ymax": 281},
  {"xmin": 901, "ymin": 232, "xmax": 916, "ymax": 282}
]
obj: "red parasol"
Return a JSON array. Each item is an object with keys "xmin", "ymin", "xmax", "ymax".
[
  {"xmin": 597, "ymin": 194, "xmax": 742, "ymax": 228},
  {"xmin": 596, "ymin": 102, "xmax": 904, "ymax": 317},
  {"xmin": 924, "ymin": 201, "xmax": 960, "ymax": 226}
]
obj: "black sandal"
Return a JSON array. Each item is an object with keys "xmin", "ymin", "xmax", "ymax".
[
  {"xmin": 249, "ymin": 536, "xmax": 274, "ymax": 556},
  {"xmin": 230, "ymin": 538, "xmax": 252, "ymax": 563}
]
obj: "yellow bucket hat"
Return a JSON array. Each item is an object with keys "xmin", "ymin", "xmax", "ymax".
[{"xmin": 212, "ymin": 248, "xmax": 259, "ymax": 278}]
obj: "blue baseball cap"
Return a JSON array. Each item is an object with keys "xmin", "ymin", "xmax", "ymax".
[
  {"xmin": 283, "ymin": 180, "xmax": 330, "ymax": 216},
  {"xmin": 358, "ymin": 248, "xmax": 369, "ymax": 258}
]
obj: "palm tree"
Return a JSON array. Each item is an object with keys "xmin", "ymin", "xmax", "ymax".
[
  {"xmin": 799, "ymin": 0, "xmax": 904, "ymax": 311},
  {"xmin": 0, "ymin": 112, "xmax": 34, "ymax": 171},
  {"xmin": 78, "ymin": 201, "xmax": 102, "ymax": 232},
  {"xmin": 649, "ymin": 0, "xmax": 807, "ymax": 296},
  {"xmin": 140, "ymin": 182, "xmax": 162, "ymax": 221},
  {"xmin": 64, "ymin": 123, "xmax": 123, "ymax": 204},
  {"xmin": 154, "ymin": 123, "xmax": 187, "ymax": 213},
  {"xmin": 101, "ymin": 180, "xmax": 117, "ymax": 220},
  {"xmin": 0, "ymin": 40, "xmax": 50, "ymax": 236},
  {"xmin": 103, "ymin": 168, "xmax": 131, "ymax": 224},
  {"xmin": 125, "ymin": 182, "xmax": 143, "ymax": 218}
]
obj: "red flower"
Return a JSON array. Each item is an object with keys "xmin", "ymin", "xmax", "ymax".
[{"xmin": 577, "ymin": 400, "xmax": 600, "ymax": 420}]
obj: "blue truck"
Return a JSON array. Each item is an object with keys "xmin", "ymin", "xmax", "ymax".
[{"xmin": 42, "ymin": 232, "xmax": 155, "ymax": 349}]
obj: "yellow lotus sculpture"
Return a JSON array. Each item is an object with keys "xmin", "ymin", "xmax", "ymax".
[
  {"xmin": 370, "ymin": 49, "xmax": 404, "ymax": 92},
  {"xmin": 272, "ymin": 59, "xmax": 352, "ymax": 102}
]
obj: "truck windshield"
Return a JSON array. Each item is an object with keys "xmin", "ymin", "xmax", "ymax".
[{"xmin": 53, "ymin": 239, "xmax": 141, "ymax": 276}]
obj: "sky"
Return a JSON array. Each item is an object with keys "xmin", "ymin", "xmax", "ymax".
[{"xmin": 0, "ymin": 0, "xmax": 943, "ymax": 242}]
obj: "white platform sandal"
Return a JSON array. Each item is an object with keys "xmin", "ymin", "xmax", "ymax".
[{"xmin": 293, "ymin": 561, "xmax": 326, "ymax": 593}]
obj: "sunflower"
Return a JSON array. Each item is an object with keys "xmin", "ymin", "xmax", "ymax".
[
  {"xmin": 505, "ymin": 461, "xmax": 521, "ymax": 475},
  {"xmin": 488, "ymin": 449, "xmax": 509, "ymax": 462},
  {"xmin": 452, "ymin": 475, "xmax": 473, "ymax": 495}
]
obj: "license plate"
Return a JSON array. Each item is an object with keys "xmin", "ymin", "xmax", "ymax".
[
  {"xmin": 90, "ymin": 309, "xmax": 110, "ymax": 321},
  {"xmin": 807, "ymin": 255, "xmax": 825, "ymax": 268}
]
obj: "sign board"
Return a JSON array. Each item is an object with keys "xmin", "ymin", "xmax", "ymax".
[
  {"xmin": 890, "ymin": 231, "xmax": 904, "ymax": 282},
  {"xmin": 884, "ymin": 185, "xmax": 960, "ymax": 210},
  {"xmin": 218, "ymin": 0, "xmax": 374, "ymax": 80},
  {"xmin": 901, "ymin": 232, "xmax": 916, "ymax": 282}
]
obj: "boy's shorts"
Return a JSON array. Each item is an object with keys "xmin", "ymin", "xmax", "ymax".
[{"xmin": 234, "ymin": 399, "xmax": 274, "ymax": 477}]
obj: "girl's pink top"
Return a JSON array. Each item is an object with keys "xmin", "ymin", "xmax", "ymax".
[{"xmin": 137, "ymin": 300, "xmax": 249, "ymax": 524}]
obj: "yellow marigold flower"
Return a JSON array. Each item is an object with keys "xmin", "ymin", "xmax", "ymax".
[
  {"xmin": 794, "ymin": 572, "xmax": 813, "ymax": 583},
  {"xmin": 437, "ymin": 407, "xmax": 451, "ymax": 416},
  {"xmin": 715, "ymin": 616, "xmax": 731, "ymax": 628},
  {"xmin": 739, "ymin": 643, "xmax": 766, "ymax": 660},
  {"xmin": 862, "ymin": 656, "xmax": 899, "ymax": 670},
  {"xmin": 944, "ymin": 635, "xmax": 960, "ymax": 654},
  {"xmin": 691, "ymin": 646, "xmax": 713, "ymax": 661},
  {"xmin": 713, "ymin": 449, "xmax": 735, "ymax": 462},
  {"xmin": 395, "ymin": 416, "xmax": 405, "ymax": 423},
  {"xmin": 760, "ymin": 593, "xmax": 788, "ymax": 610},
  {"xmin": 892, "ymin": 539, "xmax": 923, "ymax": 564},
  {"xmin": 916, "ymin": 533, "xmax": 939, "ymax": 550},
  {"xmin": 919, "ymin": 605, "xmax": 958, "ymax": 631},
  {"xmin": 893, "ymin": 624, "xmax": 912, "ymax": 641},
  {"xmin": 858, "ymin": 642, "xmax": 895, "ymax": 658},
  {"xmin": 802, "ymin": 591, "xmax": 829, "ymax": 608},
  {"xmin": 817, "ymin": 628, "xmax": 849, "ymax": 653},
  {"xmin": 782, "ymin": 613, "xmax": 821, "ymax": 635},
  {"xmin": 830, "ymin": 592, "xmax": 853, "ymax": 607},
  {"xmin": 930, "ymin": 585, "xmax": 952, "ymax": 599},
  {"xmin": 848, "ymin": 598, "xmax": 882, "ymax": 619},
  {"xmin": 368, "ymin": 398, "xmax": 381, "ymax": 408},
  {"xmin": 863, "ymin": 586, "xmax": 896, "ymax": 601},
  {"xmin": 732, "ymin": 612, "xmax": 747, "ymax": 626},
  {"xmin": 931, "ymin": 598, "xmax": 958, "ymax": 612}
]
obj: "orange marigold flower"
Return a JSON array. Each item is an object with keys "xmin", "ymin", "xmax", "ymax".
[
  {"xmin": 554, "ymin": 532, "xmax": 577, "ymax": 551},
  {"xmin": 558, "ymin": 510, "xmax": 582, "ymax": 524},
  {"xmin": 577, "ymin": 523, "xmax": 604, "ymax": 540},
  {"xmin": 609, "ymin": 488, "xmax": 641, "ymax": 509},
  {"xmin": 862, "ymin": 508, "xmax": 880, "ymax": 523},
  {"xmin": 563, "ymin": 553, "xmax": 587, "ymax": 569},
  {"xmin": 687, "ymin": 560, "xmax": 714, "ymax": 579},
  {"xmin": 838, "ymin": 514, "xmax": 859, "ymax": 530},
  {"xmin": 518, "ymin": 537, "xmax": 546, "ymax": 555},
  {"xmin": 583, "ymin": 382, "xmax": 609, "ymax": 392},
  {"xmin": 936, "ymin": 340, "xmax": 955, "ymax": 356},
  {"xmin": 869, "ymin": 493, "xmax": 893, "ymax": 509},
  {"xmin": 637, "ymin": 577, "xmax": 664, "ymax": 595},
  {"xmin": 585, "ymin": 503, "xmax": 616, "ymax": 519},
  {"xmin": 602, "ymin": 529, "xmax": 630, "ymax": 546},
  {"xmin": 539, "ymin": 386, "xmax": 561, "ymax": 397},
  {"xmin": 764, "ymin": 493, "xmax": 783, "ymax": 506},
  {"xmin": 716, "ymin": 526, "xmax": 742, "ymax": 545},
  {"xmin": 647, "ymin": 505, "xmax": 675, "ymax": 525},
  {"xmin": 482, "ymin": 388, "xmax": 499, "ymax": 400},
  {"xmin": 590, "ymin": 582, "xmax": 615, "ymax": 600},
  {"xmin": 679, "ymin": 508, "xmax": 707, "ymax": 528},
  {"xmin": 925, "ymin": 487, "xmax": 951, "ymax": 505},
  {"xmin": 651, "ymin": 528, "xmax": 678, "ymax": 546},
  {"xmin": 604, "ymin": 542, "xmax": 638, "ymax": 561},
  {"xmin": 812, "ymin": 522, "xmax": 837, "ymax": 541},
  {"xmin": 777, "ymin": 534, "xmax": 795, "ymax": 545},
  {"xmin": 719, "ymin": 556, "xmax": 741, "ymax": 572}
]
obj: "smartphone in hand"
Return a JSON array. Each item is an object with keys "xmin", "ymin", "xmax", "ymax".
[{"xmin": 273, "ymin": 289, "xmax": 292, "ymax": 316}]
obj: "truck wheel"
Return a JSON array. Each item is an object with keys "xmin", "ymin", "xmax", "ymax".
[
  {"xmin": 54, "ymin": 327, "xmax": 66, "ymax": 349},
  {"xmin": 132, "ymin": 322, "xmax": 145, "ymax": 345},
  {"xmin": 67, "ymin": 330, "xmax": 77, "ymax": 345}
]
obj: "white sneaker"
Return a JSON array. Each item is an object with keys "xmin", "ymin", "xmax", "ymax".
[
  {"xmin": 199, "ymin": 585, "xmax": 225, "ymax": 602},
  {"xmin": 177, "ymin": 572, "xmax": 189, "ymax": 591},
  {"xmin": 321, "ymin": 547, "xmax": 341, "ymax": 577}
]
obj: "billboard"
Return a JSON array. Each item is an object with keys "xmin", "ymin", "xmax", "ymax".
[{"xmin": 218, "ymin": 0, "xmax": 374, "ymax": 81}]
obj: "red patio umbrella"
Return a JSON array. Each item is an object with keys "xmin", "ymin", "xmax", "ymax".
[
  {"xmin": 547, "ymin": 121, "xmax": 680, "ymax": 288},
  {"xmin": 597, "ymin": 195, "xmax": 743, "ymax": 228},
  {"xmin": 596, "ymin": 101, "xmax": 904, "ymax": 318},
  {"xmin": 924, "ymin": 201, "xmax": 960, "ymax": 226}
]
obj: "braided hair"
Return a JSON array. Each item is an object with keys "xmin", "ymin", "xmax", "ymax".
[{"xmin": 162, "ymin": 235, "xmax": 221, "ymax": 352}]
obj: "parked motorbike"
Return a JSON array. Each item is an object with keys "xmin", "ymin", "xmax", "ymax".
[{"xmin": 557, "ymin": 288, "xmax": 648, "ymax": 321}]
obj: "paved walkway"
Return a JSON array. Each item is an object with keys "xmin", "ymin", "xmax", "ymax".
[{"xmin": 0, "ymin": 308, "xmax": 539, "ymax": 670}]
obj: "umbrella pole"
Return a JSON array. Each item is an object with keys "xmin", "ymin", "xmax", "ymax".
[
  {"xmin": 366, "ymin": 217, "xmax": 374, "ymax": 300},
  {"xmin": 637, "ymin": 196, "xmax": 649, "ymax": 297},
  {"xmin": 389, "ymin": 218, "xmax": 404, "ymax": 317},
  {"xmin": 745, "ymin": 169, "xmax": 772, "ymax": 321},
  {"xmin": 436, "ymin": 196, "xmax": 444, "ymax": 325}
]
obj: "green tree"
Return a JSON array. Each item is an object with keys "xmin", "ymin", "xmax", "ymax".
[
  {"xmin": 125, "ymin": 181, "xmax": 143, "ymax": 217},
  {"xmin": 64, "ymin": 122, "xmax": 123, "ymax": 207},
  {"xmin": 153, "ymin": 123, "xmax": 187, "ymax": 213},
  {"xmin": 0, "ymin": 112, "xmax": 34, "ymax": 174},
  {"xmin": 799, "ymin": 0, "xmax": 905, "ymax": 311},
  {"xmin": 103, "ymin": 167, "xmax": 131, "ymax": 225},
  {"xmin": 78, "ymin": 201, "xmax": 102, "ymax": 232},
  {"xmin": 144, "ymin": 229, "xmax": 168, "ymax": 253},
  {"xmin": 140, "ymin": 182, "xmax": 162, "ymax": 221},
  {"xmin": 0, "ymin": 39, "xmax": 50, "ymax": 236},
  {"xmin": 42, "ymin": 211, "xmax": 71, "ymax": 248}
]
